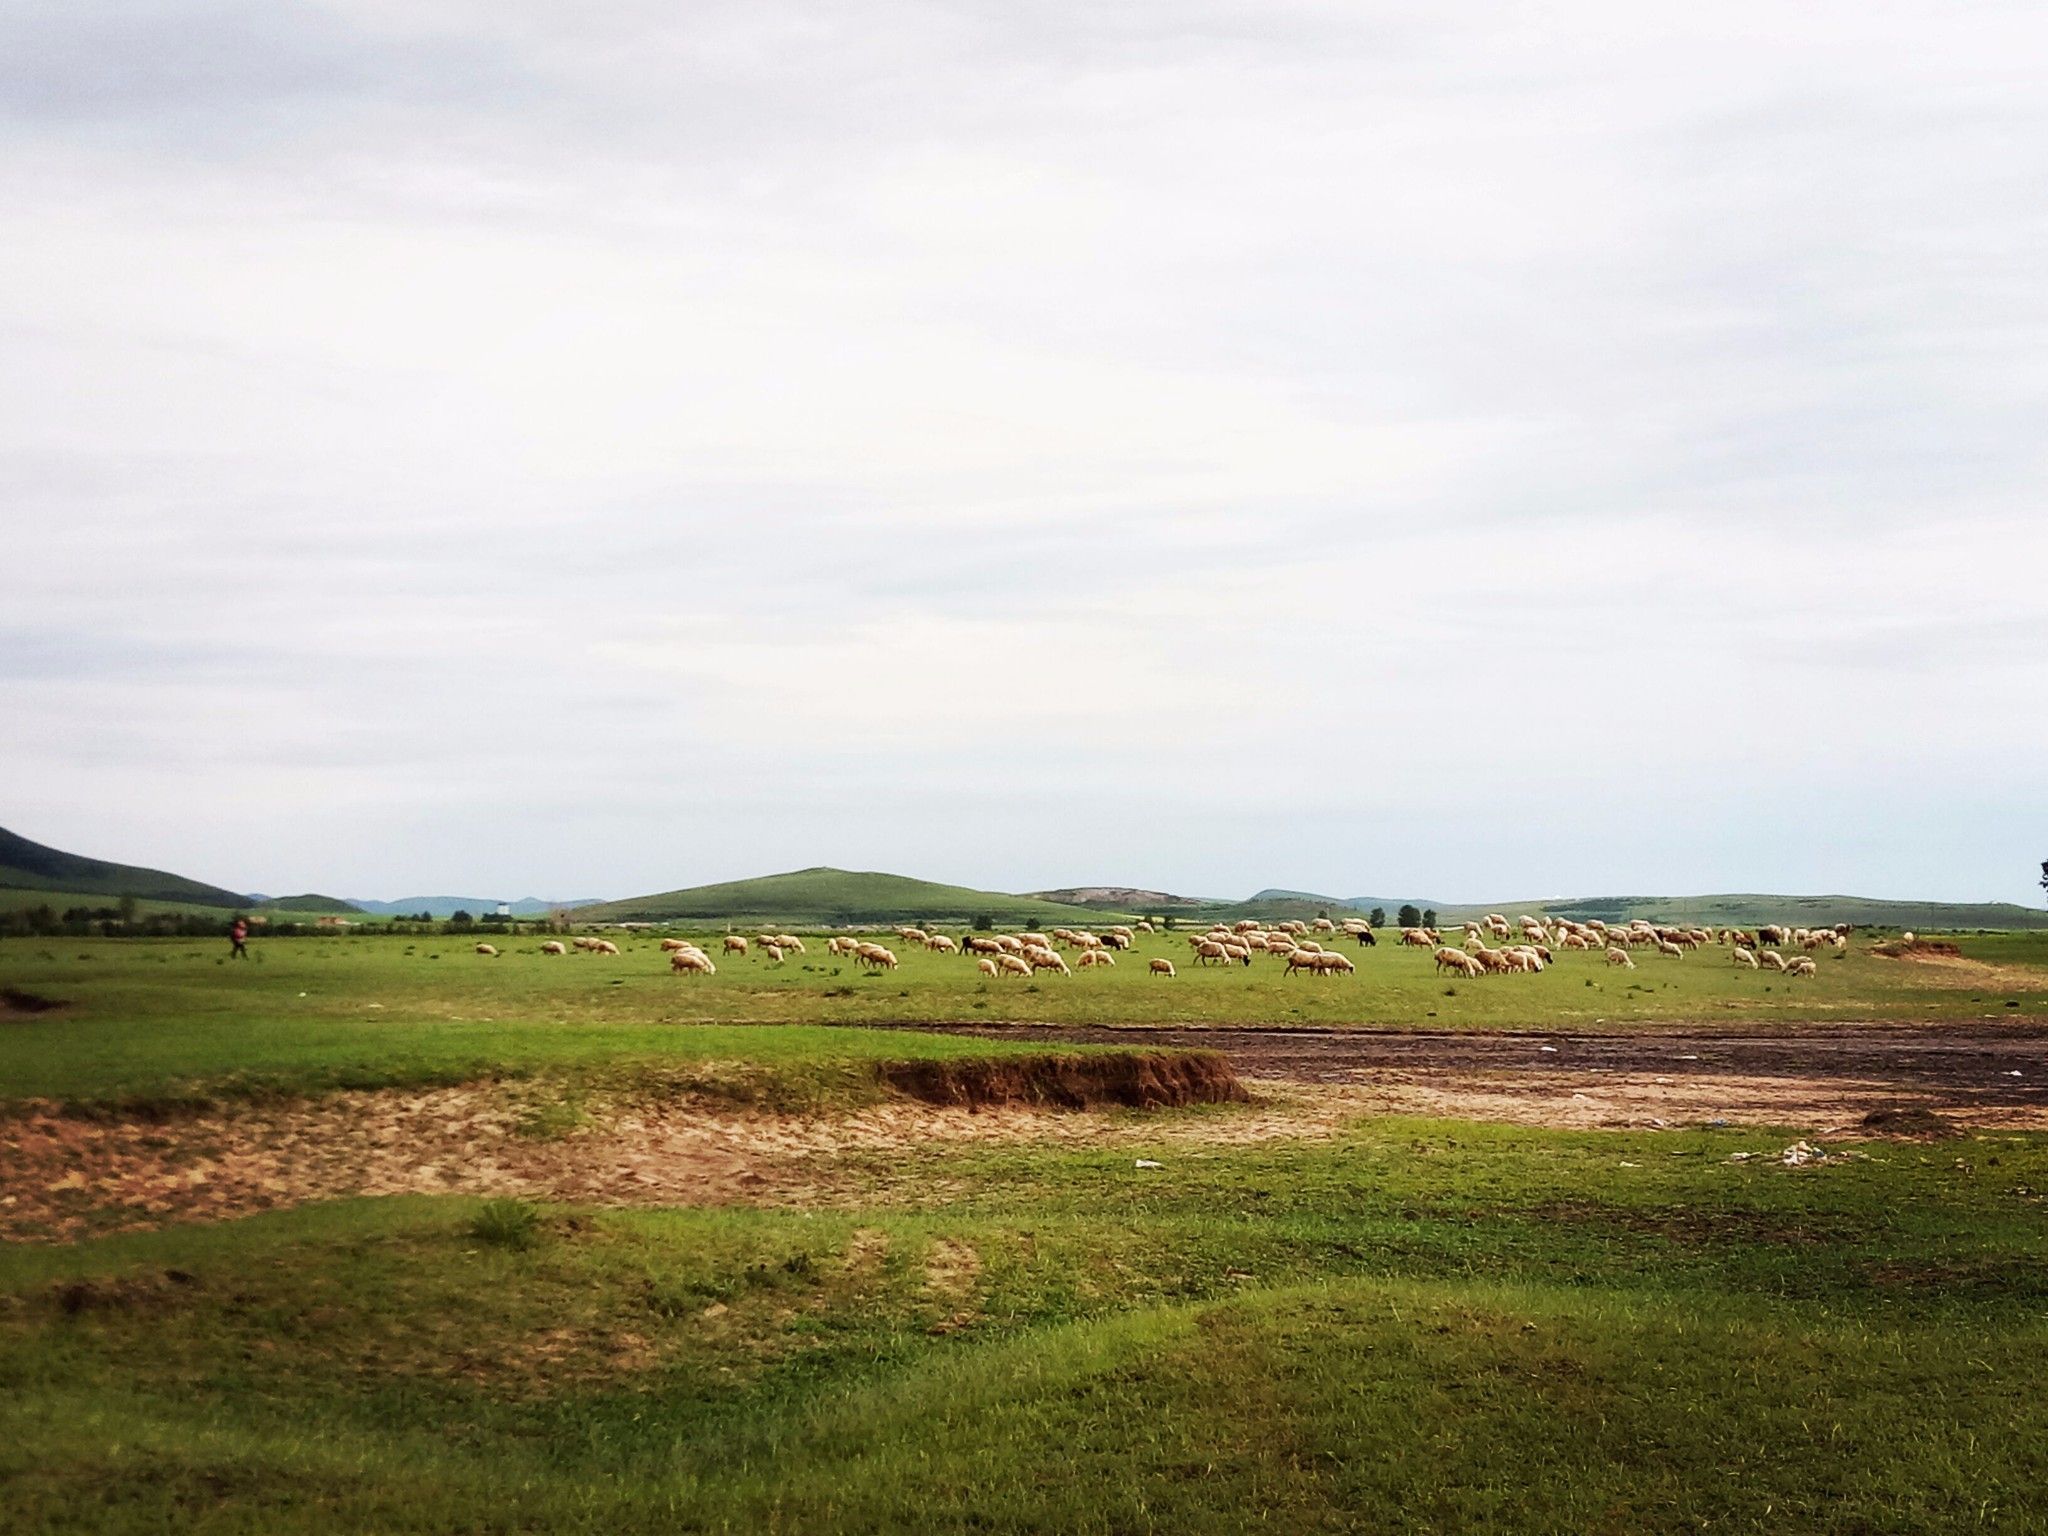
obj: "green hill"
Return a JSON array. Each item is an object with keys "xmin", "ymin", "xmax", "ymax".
[
  {"xmin": 576, "ymin": 868, "xmax": 1126, "ymax": 927},
  {"xmin": 253, "ymin": 894, "xmax": 363, "ymax": 915},
  {"xmin": 0, "ymin": 824, "xmax": 249, "ymax": 908}
]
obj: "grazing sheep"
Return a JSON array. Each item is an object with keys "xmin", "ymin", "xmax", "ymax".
[
  {"xmin": 997, "ymin": 954, "xmax": 1032, "ymax": 977},
  {"xmin": 1310, "ymin": 951, "xmax": 1355, "ymax": 976},
  {"xmin": 591, "ymin": 940, "xmax": 620, "ymax": 956},
  {"xmin": 853, "ymin": 943, "xmax": 898, "ymax": 971},
  {"xmin": 669, "ymin": 950, "xmax": 716, "ymax": 975},
  {"xmin": 1902, "ymin": 931, "xmax": 1916, "ymax": 944},
  {"xmin": 1655, "ymin": 940, "xmax": 1685, "ymax": 959},
  {"xmin": 1758, "ymin": 949, "xmax": 1788, "ymax": 972},
  {"xmin": 925, "ymin": 934, "xmax": 959, "ymax": 953},
  {"xmin": 1605, "ymin": 946, "xmax": 1635, "ymax": 969},
  {"xmin": 1732, "ymin": 947, "xmax": 1759, "ymax": 969},
  {"xmin": 540, "ymin": 940, "xmax": 567, "ymax": 955},
  {"xmin": 773, "ymin": 935, "xmax": 805, "ymax": 953},
  {"xmin": 763, "ymin": 944, "xmax": 784, "ymax": 963},
  {"xmin": 1025, "ymin": 947, "xmax": 1072, "ymax": 976},
  {"xmin": 1077, "ymin": 949, "xmax": 1115, "ymax": 968},
  {"xmin": 1193, "ymin": 939, "xmax": 1231, "ymax": 966},
  {"xmin": 659, "ymin": 937, "xmax": 691, "ymax": 952},
  {"xmin": 723, "ymin": 935, "xmax": 749, "ymax": 955},
  {"xmin": 1149, "ymin": 958, "xmax": 1176, "ymax": 978},
  {"xmin": 475, "ymin": 943, "xmax": 498, "ymax": 956},
  {"xmin": 964, "ymin": 936, "xmax": 1003, "ymax": 956},
  {"xmin": 1100, "ymin": 931, "xmax": 1131, "ymax": 949},
  {"xmin": 1787, "ymin": 957, "xmax": 1818, "ymax": 978},
  {"xmin": 976, "ymin": 956, "xmax": 1000, "ymax": 978}
]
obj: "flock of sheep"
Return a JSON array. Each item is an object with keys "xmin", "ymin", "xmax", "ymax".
[
  {"xmin": 474, "ymin": 911, "xmax": 1847, "ymax": 985},
  {"xmin": 1408, "ymin": 914, "xmax": 1844, "ymax": 980}
]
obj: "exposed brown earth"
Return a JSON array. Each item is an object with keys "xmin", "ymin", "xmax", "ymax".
[{"xmin": 5, "ymin": 1025, "xmax": 2044, "ymax": 1245}]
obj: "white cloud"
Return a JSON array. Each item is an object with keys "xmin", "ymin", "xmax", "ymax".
[{"xmin": 2, "ymin": 0, "xmax": 2043, "ymax": 902}]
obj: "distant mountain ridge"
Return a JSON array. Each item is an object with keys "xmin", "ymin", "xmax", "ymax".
[
  {"xmin": 347, "ymin": 896, "xmax": 603, "ymax": 918},
  {"xmin": 0, "ymin": 823, "xmax": 250, "ymax": 908},
  {"xmin": 1029, "ymin": 886, "xmax": 1214, "ymax": 910}
]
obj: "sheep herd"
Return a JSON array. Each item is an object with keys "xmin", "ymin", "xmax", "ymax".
[
  {"xmin": 480, "ymin": 910, "xmax": 1849, "ymax": 987},
  {"xmin": 1414, "ymin": 914, "xmax": 1847, "ymax": 981}
]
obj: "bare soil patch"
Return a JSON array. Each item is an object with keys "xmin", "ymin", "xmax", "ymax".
[
  {"xmin": 7, "ymin": 1025, "xmax": 2044, "ymax": 1244},
  {"xmin": 903, "ymin": 1021, "xmax": 2048, "ymax": 1133}
]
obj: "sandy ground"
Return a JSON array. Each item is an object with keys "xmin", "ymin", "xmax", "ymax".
[{"xmin": 5, "ymin": 1021, "xmax": 2044, "ymax": 1243}]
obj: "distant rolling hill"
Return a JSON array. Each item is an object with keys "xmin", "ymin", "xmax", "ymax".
[
  {"xmin": 347, "ymin": 896, "xmax": 603, "ymax": 919},
  {"xmin": 0, "ymin": 823, "xmax": 250, "ymax": 908},
  {"xmin": 1029, "ymin": 887, "xmax": 1213, "ymax": 912},
  {"xmin": 578, "ymin": 868, "xmax": 1124, "ymax": 926},
  {"xmin": 253, "ymin": 894, "xmax": 363, "ymax": 915}
]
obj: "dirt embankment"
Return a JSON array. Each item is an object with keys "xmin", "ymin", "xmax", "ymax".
[
  {"xmin": 880, "ymin": 1050, "xmax": 1245, "ymax": 1110},
  {"xmin": 0, "ymin": 1049, "xmax": 1248, "ymax": 1243}
]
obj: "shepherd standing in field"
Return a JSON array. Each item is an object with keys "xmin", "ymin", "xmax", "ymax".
[{"xmin": 229, "ymin": 916, "xmax": 249, "ymax": 959}]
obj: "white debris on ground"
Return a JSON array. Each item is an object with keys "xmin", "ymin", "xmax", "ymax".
[{"xmin": 1726, "ymin": 1141, "xmax": 1871, "ymax": 1167}]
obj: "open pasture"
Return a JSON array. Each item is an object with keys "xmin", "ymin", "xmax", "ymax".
[
  {"xmin": 4, "ymin": 927, "xmax": 2045, "ymax": 1106},
  {"xmin": 5, "ymin": 1119, "xmax": 2048, "ymax": 1533}
]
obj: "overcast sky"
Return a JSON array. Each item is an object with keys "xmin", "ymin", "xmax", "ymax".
[{"xmin": 3, "ymin": 1, "xmax": 2044, "ymax": 905}]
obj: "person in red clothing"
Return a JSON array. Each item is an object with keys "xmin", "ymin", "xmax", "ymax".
[{"xmin": 229, "ymin": 916, "xmax": 249, "ymax": 959}]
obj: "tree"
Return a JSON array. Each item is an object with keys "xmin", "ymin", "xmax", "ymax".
[
  {"xmin": 2040, "ymin": 860, "xmax": 2047, "ymax": 905},
  {"xmin": 1368, "ymin": 907, "xmax": 1387, "ymax": 928},
  {"xmin": 1422, "ymin": 909, "xmax": 1438, "ymax": 929},
  {"xmin": 1397, "ymin": 904, "xmax": 1421, "ymax": 930},
  {"xmin": 118, "ymin": 894, "xmax": 138, "ymax": 926}
]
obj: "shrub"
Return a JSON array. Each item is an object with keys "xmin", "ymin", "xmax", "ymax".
[{"xmin": 470, "ymin": 1198, "xmax": 542, "ymax": 1249}]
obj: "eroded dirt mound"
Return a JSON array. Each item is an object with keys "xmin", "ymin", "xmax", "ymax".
[
  {"xmin": 1860, "ymin": 1106, "xmax": 1964, "ymax": 1139},
  {"xmin": 878, "ymin": 1050, "xmax": 1246, "ymax": 1110},
  {"xmin": 1, "ymin": 987, "xmax": 68, "ymax": 1015},
  {"xmin": 1871, "ymin": 940, "xmax": 1964, "ymax": 958}
]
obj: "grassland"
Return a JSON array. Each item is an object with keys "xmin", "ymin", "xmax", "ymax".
[
  {"xmin": 4, "ymin": 930, "xmax": 2044, "ymax": 1107},
  {"xmin": 4, "ymin": 1119, "xmax": 2046, "ymax": 1532},
  {"xmin": 6, "ymin": 925, "xmax": 2047, "ymax": 1532}
]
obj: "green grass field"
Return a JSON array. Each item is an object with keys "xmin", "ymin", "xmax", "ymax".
[
  {"xmin": 3, "ymin": 929, "xmax": 2045, "ymax": 1106},
  {"xmin": 6, "ymin": 928, "xmax": 2048, "ymax": 1532},
  {"xmin": 4, "ymin": 1119, "xmax": 2046, "ymax": 1532}
]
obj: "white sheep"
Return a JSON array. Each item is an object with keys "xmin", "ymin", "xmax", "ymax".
[
  {"xmin": 997, "ymin": 954, "xmax": 1032, "ymax": 977},
  {"xmin": 540, "ymin": 940, "xmax": 566, "ymax": 955},
  {"xmin": 1732, "ymin": 947, "xmax": 1759, "ymax": 969},
  {"xmin": 1605, "ymin": 946, "xmax": 1635, "ymax": 969},
  {"xmin": 1149, "ymin": 958, "xmax": 1176, "ymax": 978},
  {"xmin": 723, "ymin": 935, "xmax": 749, "ymax": 955},
  {"xmin": 475, "ymin": 943, "xmax": 498, "ymax": 956},
  {"xmin": 976, "ymin": 956, "xmax": 1000, "ymax": 978},
  {"xmin": 670, "ymin": 950, "xmax": 716, "ymax": 975}
]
